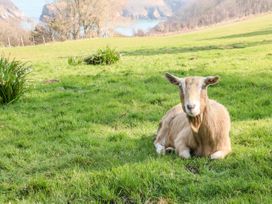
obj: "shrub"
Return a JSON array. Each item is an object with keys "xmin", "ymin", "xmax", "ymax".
[
  {"xmin": 84, "ymin": 46, "xmax": 120, "ymax": 65},
  {"xmin": 0, "ymin": 57, "xmax": 30, "ymax": 104},
  {"xmin": 67, "ymin": 56, "xmax": 83, "ymax": 66}
]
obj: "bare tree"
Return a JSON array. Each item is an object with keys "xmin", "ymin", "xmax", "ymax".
[
  {"xmin": 151, "ymin": 0, "xmax": 272, "ymax": 34},
  {"xmin": 33, "ymin": 0, "xmax": 127, "ymax": 42},
  {"xmin": 0, "ymin": 21, "xmax": 30, "ymax": 46}
]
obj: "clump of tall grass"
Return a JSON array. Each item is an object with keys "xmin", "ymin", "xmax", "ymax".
[
  {"xmin": 0, "ymin": 57, "xmax": 30, "ymax": 104},
  {"xmin": 67, "ymin": 56, "xmax": 83, "ymax": 66},
  {"xmin": 84, "ymin": 46, "xmax": 120, "ymax": 65}
]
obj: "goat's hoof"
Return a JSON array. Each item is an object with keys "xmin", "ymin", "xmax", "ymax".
[
  {"xmin": 210, "ymin": 151, "xmax": 225, "ymax": 160},
  {"xmin": 179, "ymin": 150, "xmax": 191, "ymax": 159},
  {"xmin": 155, "ymin": 143, "xmax": 165, "ymax": 155}
]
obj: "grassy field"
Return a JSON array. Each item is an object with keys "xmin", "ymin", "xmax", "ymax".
[{"xmin": 0, "ymin": 14, "xmax": 272, "ymax": 203}]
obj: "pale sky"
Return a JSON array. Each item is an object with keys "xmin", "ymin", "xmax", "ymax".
[{"xmin": 12, "ymin": 0, "xmax": 54, "ymax": 20}]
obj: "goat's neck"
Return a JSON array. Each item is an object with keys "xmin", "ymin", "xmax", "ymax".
[
  {"xmin": 191, "ymin": 99, "xmax": 215, "ymax": 140},
  {"xmin": 189, "ymin": 96, "xmax": 211, "ymax": 134},
  {"xmin": 192, "ymin": 100, "xmax": 216, "ymax": 156},
  {"xmin": 189, "ymin": 114, "xmax": 203, "ymax": 133}
]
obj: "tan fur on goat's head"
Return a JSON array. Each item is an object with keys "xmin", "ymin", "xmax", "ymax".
[{"xmin": 165, "ymin": 73, "xmax": 219, "ymax": 132}]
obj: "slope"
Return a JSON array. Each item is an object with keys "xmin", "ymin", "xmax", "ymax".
[{"xmin": 0, "ymin": 14, "xmax": 271, "ymax": 203}]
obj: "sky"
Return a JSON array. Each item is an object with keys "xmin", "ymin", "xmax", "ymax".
[{"xmin": 12, "ymin": 0, "xmax": 54, "ymax": 20}]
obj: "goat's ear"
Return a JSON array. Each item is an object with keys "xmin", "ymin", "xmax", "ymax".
[
  {"xmin": 165, "ymin": 73, "xmax": 181, "ymax": 86},
  {"xmin": 204, "ymin": 76, "xmax": 220, "ymax": 86}
]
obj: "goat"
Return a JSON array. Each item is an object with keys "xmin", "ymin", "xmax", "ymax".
[{"xmin": 154, "ymin": 73, "xmax": 231, "ymax": 159}]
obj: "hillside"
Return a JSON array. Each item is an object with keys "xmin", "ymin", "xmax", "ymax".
[
  {"xmin": 153, "ymin": 0, "xmax": 272, "ymax": 33},
  {"xmin": 0, "ymin": 0, "xmax": 30, "ymax": 47},
  {"xmin": 0, "ymin": 0, "xmax": 24, "ymax": 22},
  {"xmin": 0, "ymin": 14, "xmax": 272, "ymax": 203}
]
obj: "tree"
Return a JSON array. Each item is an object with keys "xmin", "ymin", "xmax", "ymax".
[
  {"xmin": 34, "ymin": 0, "xmax": 127, "ymax": 42},
  {"xmin": 151, "ymin": 0, "xmax": 272, "ymax": 34},
  {"xmin": 0, "ymin": 21, "xmax": 30, "ymax": 46}
]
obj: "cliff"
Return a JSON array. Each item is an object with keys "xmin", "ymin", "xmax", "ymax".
[
  {"xmin": 0, "ymin": 0, "xmax": 24, "ymax": 22},
  {"xmin": 40, "ymin": 0, "xmax": 184, "ymax": 21}
]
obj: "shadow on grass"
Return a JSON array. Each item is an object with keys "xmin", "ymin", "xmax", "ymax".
[
  {"xmin": 16, "ymin": 69, "xmax": 272, "ymax": 133},
  {"xmin": 211, "ymin": 28, "xmax": 272, "ymax": 40},
  {"xmin": 0, "ymin": 127, "xmax": 157, "ymax": 176},
  {"xmin": 121, "ymin": 40, "xmax": 272, "ymax": 56}
]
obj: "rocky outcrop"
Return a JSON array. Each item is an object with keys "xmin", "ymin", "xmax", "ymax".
[
  {"xmin": 40, "ymin": 0, "xmax": 184, "ymax": 21},
  {"xmin": 0, "ymin": 0, "xmax": 31, "ymax": 47},
  {"xmin": 0, "ymin": 0, "xmax": 24, "ymax": 22},
  {"xmin": 39, "ymin": 3, "xmax": 54, "ymax": 22},
  {"xmin": 39, "ymin": 2, "xmax": 66, "ymax": 22},
  {"xmin": 122, "ymin": 0, "xmax": 172, "ymax": 19}
]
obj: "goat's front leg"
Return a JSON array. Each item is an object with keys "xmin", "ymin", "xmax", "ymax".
[
  {"xmin": 211, "ymin": 137, "xmax": 232, "ymax": 159},
  {"xmin": 210, "ymin": 149, "xmax": 231, "ymax": 160},
  {"xmin": 175, "ymin": 136, "xmax": 191, "ymax": 159},
  {"xmin": 154, "ymin": 119, "xmax": 169, "ymax": 155},
  {"xmin": 177, "ymin": 147, "xmax": 191, "ymax": 159},
  {"xmin": 154, "ymin": 142, "xmax": 166, "ymax": 155},
  {"xmin": 174, "ymin": 127, "xmax": 193, "ymax": 159}
]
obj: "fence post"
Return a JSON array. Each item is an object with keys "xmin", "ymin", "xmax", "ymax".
[
  {"xmin": 42, "ymin": 35, "xmax": 46, "ymax": 45},
  {"xmin": 7, "ymin": 37, "xmax": 11, "ymax": 47},
  {"xmin": 21, "ymin": 36, "xmax": 24, "ymax": 46},
  {"xmin": 32, "ymin": 36, "xmax": 35, "ymax": 45}
]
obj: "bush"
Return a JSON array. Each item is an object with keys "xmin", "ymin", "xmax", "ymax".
[
  {"xmin": 84, "ymin": 46, "xmax": 120, "ymax": 65},
  {"xmin": 0, "ymin": 57, "xmax": 30, "ymax": 104},
  {"xmin": 67, "ymin": 56, "xmax": 83, "ymax": 66}
]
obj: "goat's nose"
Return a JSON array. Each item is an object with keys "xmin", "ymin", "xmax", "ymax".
[{"xmin": 187, "ymin": 104, "xmax": 196, "ymax": 110}]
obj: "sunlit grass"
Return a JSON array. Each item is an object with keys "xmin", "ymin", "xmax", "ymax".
[{"xmin": 0, "ymin": 14, "xmax": 271, "ymax": 203}]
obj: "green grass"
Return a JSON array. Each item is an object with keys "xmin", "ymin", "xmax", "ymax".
[{"xmin": 0, "ymin": 14, "xmax": 272, "ymax": 203}]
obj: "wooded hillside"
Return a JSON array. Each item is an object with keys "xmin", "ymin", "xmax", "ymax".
[{"xmin": 152, "ymin": 0, "xmax": 272, "ymax": 33}]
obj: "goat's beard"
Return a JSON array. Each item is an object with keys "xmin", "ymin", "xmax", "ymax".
[
  {"xmin": 182, "ymin": 103, "xmax": 203, "ymax": 133},
  {"xmin": 188, "ymin": 114, "xmax": 203, "ymax": 133}
]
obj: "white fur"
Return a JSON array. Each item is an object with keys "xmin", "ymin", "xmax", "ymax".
[
  {"xmin": 210, "ymin": 151, "xmax": 224, "ymax": 160},
  {"xmin": 185, "ymin": 100, "xmax": 201, "ymax": 117},
  {"xmin": 182, "ymin": 79, "xmax": 202, "ymax": 117},
  {"xmin": 155, "ymin": 143, "xmax": 165, "ymax": 155},
  {"xmin": 179, "ymin": 149, "xmax": 191, "ymax": 159}
]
